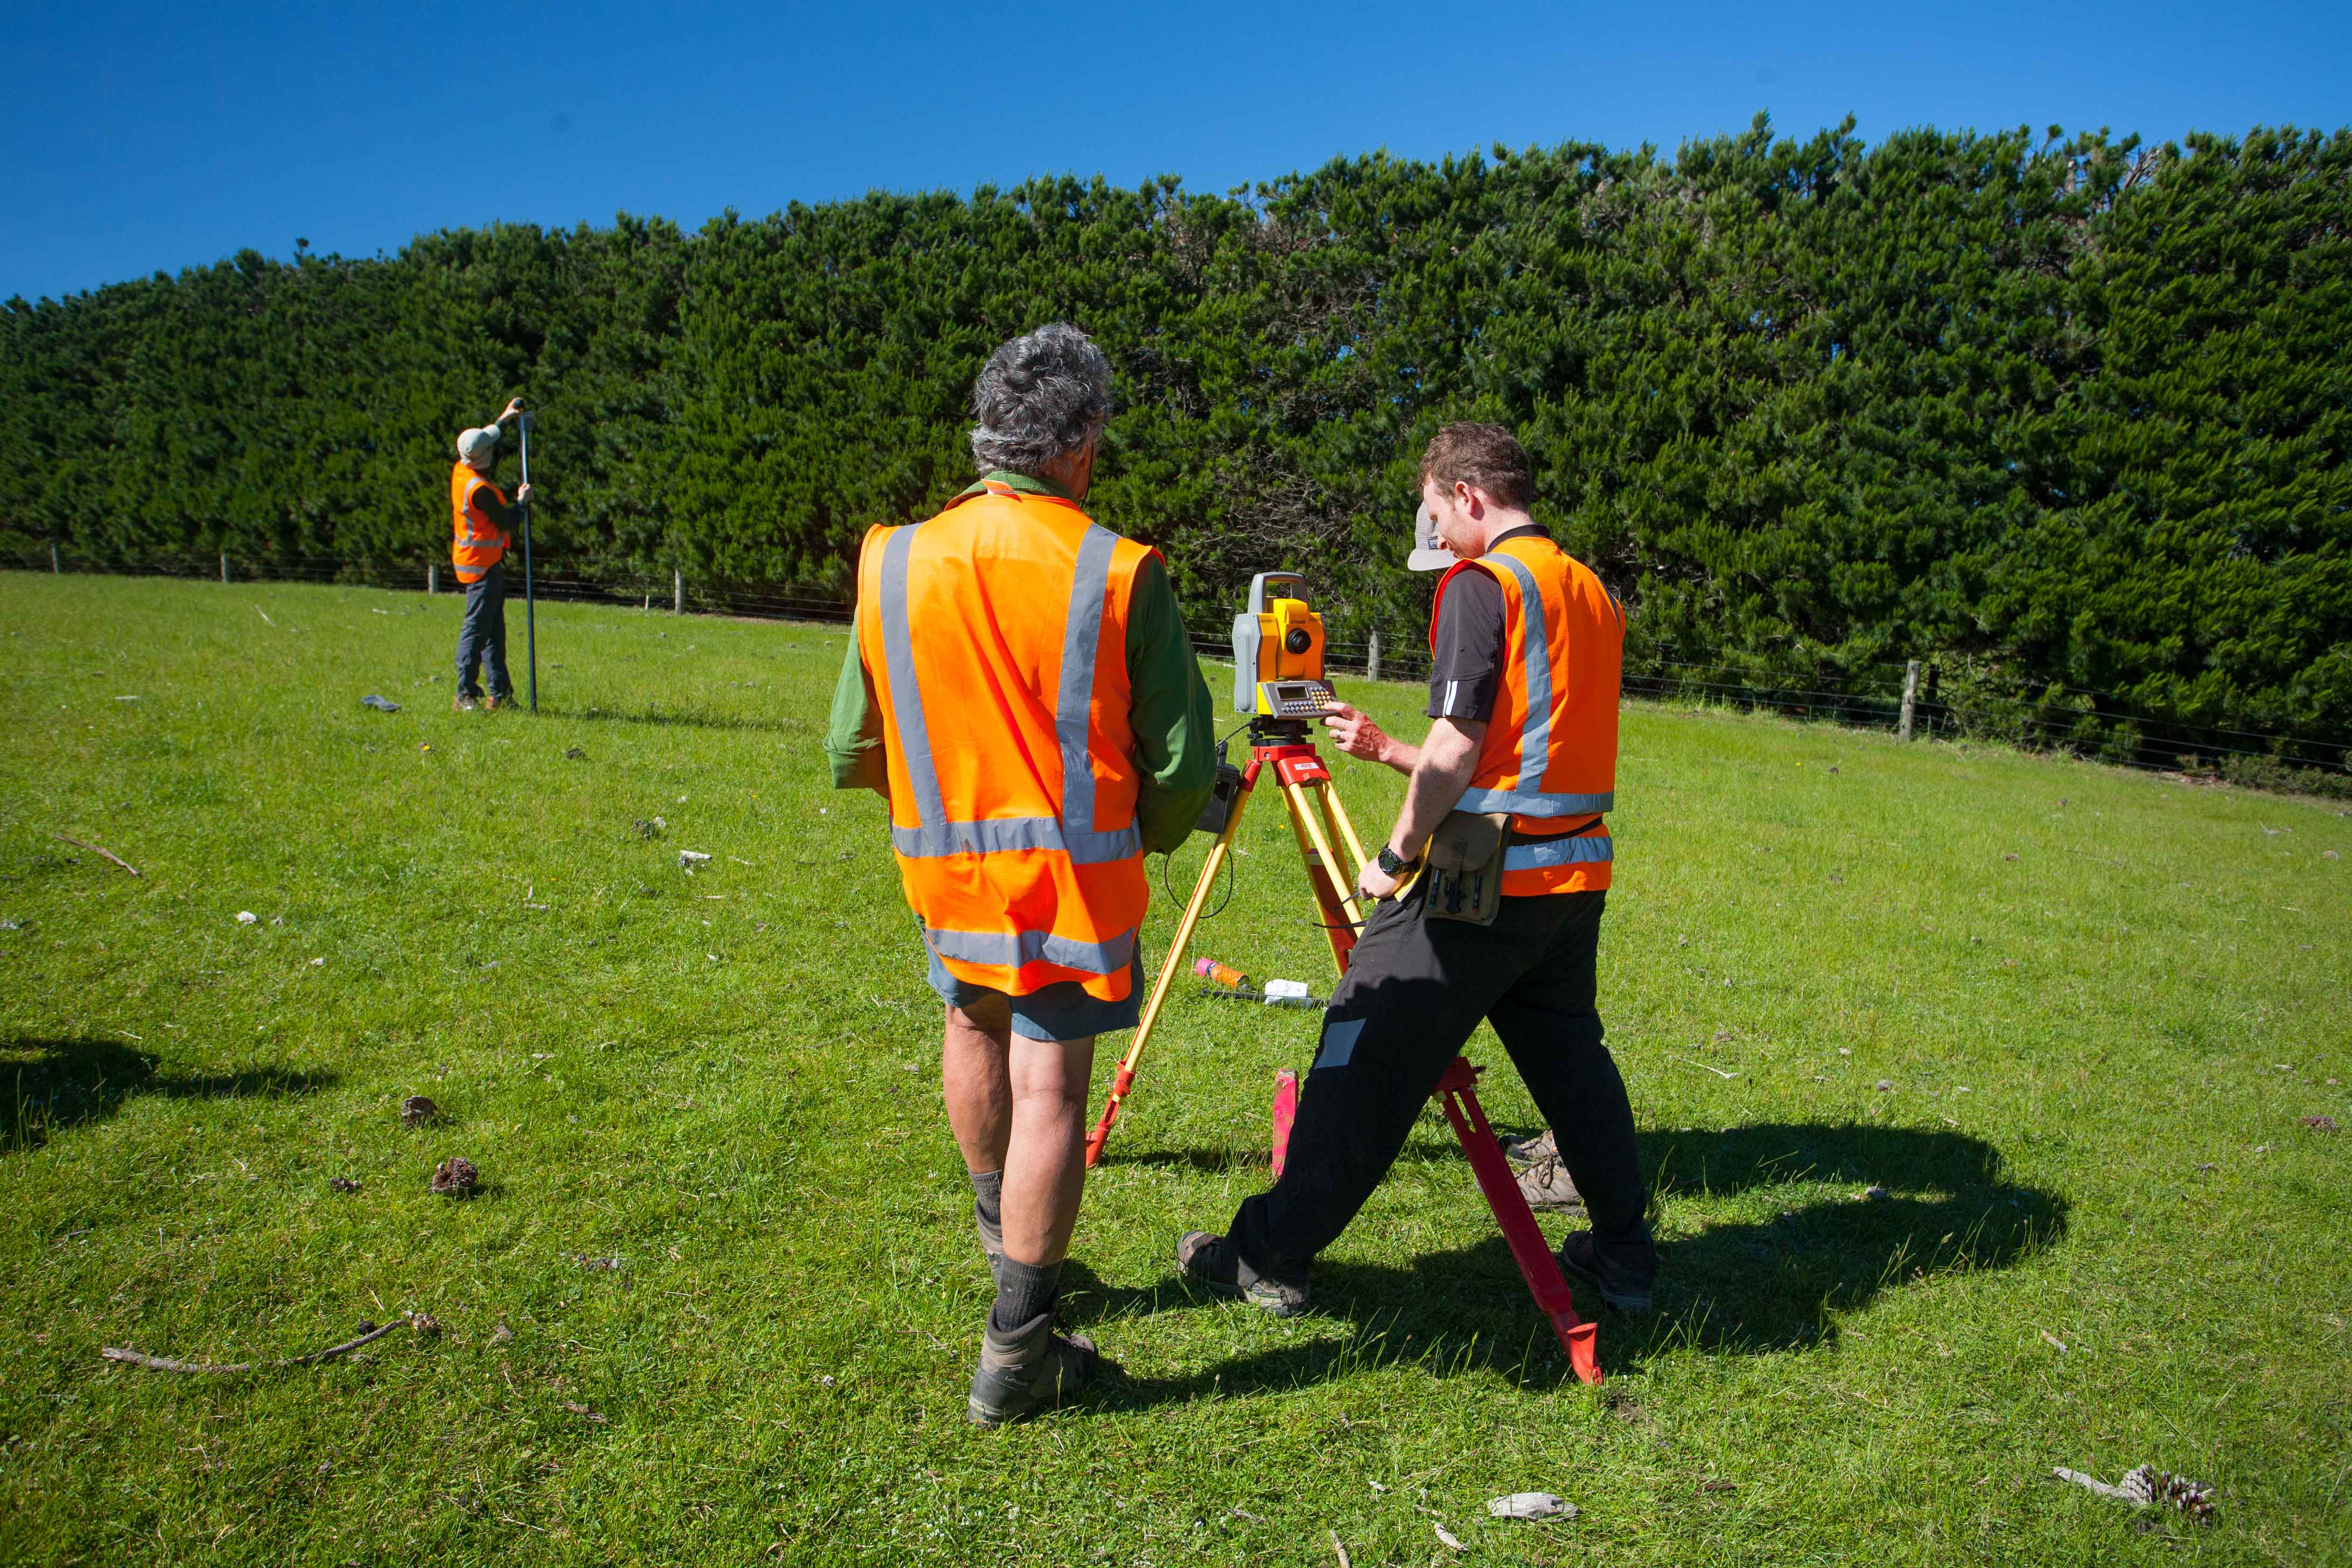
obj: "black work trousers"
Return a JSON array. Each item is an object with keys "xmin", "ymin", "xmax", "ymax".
[
  {"xmin": 1229, "ymin": 887, "xmax": 1648, "ymax": 1276},
  {"xmin": 455, "ymin": 562, "xmax": 512, "ymax": 701}
]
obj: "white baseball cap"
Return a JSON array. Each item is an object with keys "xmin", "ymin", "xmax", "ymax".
[
  {"xmin": 456, "ymin": 426, "xmax": 501, "ymax": 465},
  {"xmin": 1408, "ymin": 501, "xmax": 1456, "ymax": 572}
]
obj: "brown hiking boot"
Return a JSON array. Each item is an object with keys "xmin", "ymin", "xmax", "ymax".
[
  {"xmin": 452, "ymin": 695, "xmax": 478, "ymax": 713},
  {"xmin": 1501, "ymin": 1128, "xmax": 1585, "ymax": 1213},
  {"xmin": 967, "ymin": 1311, "xmax": 1103, "ymax": 1426},
  {"xmin": 484, "ymin": 694, "xmax": 506, "ymax": 712}
]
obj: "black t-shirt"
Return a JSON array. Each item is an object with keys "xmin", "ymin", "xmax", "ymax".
[
  {"xmin": 1425, "ymin": 524, "xmax": 1548, "ymax": 722},
  {"xmin": 468, "ymin": 484, "xmax": 525, "ymax": 531}
]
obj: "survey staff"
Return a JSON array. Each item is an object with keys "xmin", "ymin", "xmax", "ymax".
[
  {"xmin": 449, "ymin": 397, "xmax": 532, "ymax": 712},
  {"xmin": 1178, "ymin": 422, "xmax": 1657, "ymax": 1318},
  {"xmin": 827, "ymin": 324, "xmax": 1214, "ymax": 1424}
]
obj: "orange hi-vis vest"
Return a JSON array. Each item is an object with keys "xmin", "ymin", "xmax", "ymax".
[
  {"xmin": 855, "ymin": 480, "xmax": 1159, "ymax": 1002},
  {"xmin": 450, "ymin": 463, "xmax": 509, "ymax": 585},
  {"xmin": 1430, "ymin": 534, "xmax": 1625, "ymax": 895}
]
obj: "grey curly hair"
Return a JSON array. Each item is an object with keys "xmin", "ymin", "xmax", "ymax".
[{"xmin": 969, "ymin": 323, "xmax": 1112, "ymax": 476}]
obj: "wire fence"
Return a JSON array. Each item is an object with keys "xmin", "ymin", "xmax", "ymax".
[{"xmin": 15, "ymin": 544, "xmax": 2349, "ymax": 796}]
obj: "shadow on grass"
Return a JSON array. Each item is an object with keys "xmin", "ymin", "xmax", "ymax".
[
  {"xmin": 550, "ymin": 703, "xmax": 802, "ymax": 736},
  {"xmin": 4, "ymin": 1036, "xmax": 336, "ymax": 1153},
  {"xmin": 1070, "ymin": 1120, "xmax": 2068, "ymax": 1404}
]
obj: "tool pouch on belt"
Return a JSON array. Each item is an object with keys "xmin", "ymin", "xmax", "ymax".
[{"xmin": 1421, "ymin": 810, "xmax": 1510, "ymax": 925}]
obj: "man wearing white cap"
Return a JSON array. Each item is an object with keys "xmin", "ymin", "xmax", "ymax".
[
  {"xmin": 450, "ymin": 398, "xmax": 534, "ymax": 712},
  {"xmin": 1177, "ymin": 422, "xmax": 1656, "ymax": 1324}
]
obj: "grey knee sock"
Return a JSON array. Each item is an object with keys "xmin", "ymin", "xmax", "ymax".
[
  {"xmin": 968, "ymin": 1168, "xmax": 1003, "ymax": 1233},
  {"xmin": 989, "ymin": 1257, "xmax": 1062, "ymax": 1334}
]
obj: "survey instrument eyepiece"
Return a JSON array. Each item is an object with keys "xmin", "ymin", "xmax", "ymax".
[{"xmin": 1230, "ymin": 571, "xmax": 1335, "ymax": 717}]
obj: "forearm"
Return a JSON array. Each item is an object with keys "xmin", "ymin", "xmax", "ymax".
[{"xmin": 1384, "ymin": 723, "xmax": 1482, "ymax": 857}]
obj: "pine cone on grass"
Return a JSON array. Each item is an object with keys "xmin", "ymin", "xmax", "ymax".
[{"xmin": 2120, "ymin": 1465, "xmax": 2215, "ymax": 1522}]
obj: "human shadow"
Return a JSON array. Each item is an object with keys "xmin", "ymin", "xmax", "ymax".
[
  {"xmin": 4, "ymin": 1036, "xmax": 337, "ymax": 1153},
  {"xmin": 1070, "ymin": 1121, "xmax": 2067, "ymax": 1406}
]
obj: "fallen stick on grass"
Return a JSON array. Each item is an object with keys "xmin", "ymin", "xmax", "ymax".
[
  {"xmin": 101, "ymin": 1313, "xmax": 430, "ymax": 1374},
  {"xmin": 52, "ymin": 835, "xmax": 139, "ymax": 877}
]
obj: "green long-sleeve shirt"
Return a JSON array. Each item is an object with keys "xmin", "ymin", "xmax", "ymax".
[{"xmin": 824, "ymin": 472, "xmax": 1216, "ymax": 855}]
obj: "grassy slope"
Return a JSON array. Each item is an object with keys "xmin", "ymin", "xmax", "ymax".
[{"xmin": 1, "ymin": 573, "xmax": 2346, "ymax": 1567}]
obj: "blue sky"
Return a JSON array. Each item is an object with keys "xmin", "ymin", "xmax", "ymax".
[{"xmin": 4, "ymin": 0, "xmax": 2345, "ymax": 302}]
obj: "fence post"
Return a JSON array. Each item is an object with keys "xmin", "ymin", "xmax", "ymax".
[
  {"xmin": 50, "ymin": 542, "xmax": 59, "ymax": 573},
  {"xmin": 673, "ymin": 569, "xmax": 684, "ymax": 615},
  {"xmin": 1367, "ymin": 627, "xmax": 1382, "ymax": 683},
  {"xmin": 427, "ymin": 563, "xmax": 437, "ymax": 596},
  {"xmin": 1899, "ymin": 660, "xmax": 1921, "ymax": 741},
  {"xmin": 220, "ymin": 552, "xmax": 229, "ymax": 585}
]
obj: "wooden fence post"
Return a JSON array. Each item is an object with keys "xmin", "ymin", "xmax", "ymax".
[
  {"xmin": 673, "ymin": 569, "xmax": 684, "ymax": 615},
  {"xmin": 220, "ymin": 552, "xmax": 229, "ymax": 585},
  {"xmin": 427, "ymin": 563, "xmax": 437, "ymax": 596},
  {"xmin": 1899, "ymin": 660, "xmax": 1921, "ymax": 741},
  {"xmin": 1367, "ymin": 627, "xmax": 1382, "ymax": 682},
  {"xmin": 50, "ymin": 542, "xmax": 60, "ymax": 573}
]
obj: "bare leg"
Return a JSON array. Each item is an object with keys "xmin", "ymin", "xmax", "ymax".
[
  {"xmin": 999, "ymin": 1034, "xmax": 1095, "ymax": 1265},
  {"xmin": 941, "ymin": 999, "xmax": 1014, "ymax": 1175}
]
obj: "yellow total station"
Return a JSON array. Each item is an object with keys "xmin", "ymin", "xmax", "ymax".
[{"xmin": 1229, "ymin": 571, "xmax": 1335, "ymax": 718}]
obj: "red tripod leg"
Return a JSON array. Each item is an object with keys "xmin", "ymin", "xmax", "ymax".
[
  {"xmin": 1432, "ymin": 1057, "xmax": 1602, "ymax": 1385},
  {"xmin": 1269, "ymin": 1069, "xmax": 1298, "ymax": 1178}
]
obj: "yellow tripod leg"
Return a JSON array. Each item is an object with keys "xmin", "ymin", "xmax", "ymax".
[
  {"xmin": 1318, "ymin": 775, "xmax": 1371, "ymax": 885},
  {"xmin": 1084, "ymin": 772, "xmax": 1254, "ymax": 1167},
  {"xmin": 1282, "ymin": 779, "xmax": 1365, "ymax": 967}
]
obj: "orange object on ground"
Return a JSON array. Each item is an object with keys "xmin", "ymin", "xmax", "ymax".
[
  {"xmin": 855, "ymin": 480, "xmax": 1160, "ymax": 1002},
  {"xmin": 1193, "ymin": 957, "xmax": 1249, "ymax": 988}
]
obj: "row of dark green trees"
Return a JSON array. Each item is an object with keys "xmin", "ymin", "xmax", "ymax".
[{"xmin": 4, "ymin": 116, "xmax": 2347, "ymax": 769}]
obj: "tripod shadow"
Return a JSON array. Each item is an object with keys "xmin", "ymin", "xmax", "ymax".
[
  {"xmin": 4, "ymin": 1036, "xmax": 336, "ymax": 1153},
  {"xmin": 1066, "ymin": 1121, "xmax": 2067, "ymax": 1404}
]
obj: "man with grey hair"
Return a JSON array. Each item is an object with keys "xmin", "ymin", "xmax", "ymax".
[
  {"xmin": 827, "ymin": 324, "xmax": 1214, "ymax": 1423},
  {"xmin": 449, "ymin": 396, "xmax": 533, "ymax": 712}
]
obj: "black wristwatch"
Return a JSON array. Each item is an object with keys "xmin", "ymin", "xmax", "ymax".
[{"xmin": 1376, "ymin": 843, "xmax": 1417, "ymax": 878}]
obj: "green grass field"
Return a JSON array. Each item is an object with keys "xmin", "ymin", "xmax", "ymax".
[{"xmin": 3, "ymin": 573, "xmax": 2347, "ymax": 1566}]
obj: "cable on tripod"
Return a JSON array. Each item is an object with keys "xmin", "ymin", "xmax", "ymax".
[{"xmin": 1158, "ymin": 837, "xmax": 1237, "ymax": 920}]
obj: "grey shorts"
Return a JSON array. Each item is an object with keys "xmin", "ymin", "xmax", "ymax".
[{"xmin": 925, "ymin": 947, "xmax": 1144, "ymax": 1042}]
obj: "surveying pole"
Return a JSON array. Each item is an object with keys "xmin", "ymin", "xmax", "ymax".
[{"xmin": 519, "ymin": 410, "xmax": 537, "ymax": 713}]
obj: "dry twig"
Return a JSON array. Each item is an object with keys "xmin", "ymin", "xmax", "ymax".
[
  {"xmin": 52, "ymin": 834, "xmax": 138, "ymax": 877},
  {"xmin": 100, "ymin": 1313, "xmax": 426, "ymax": 1374}
]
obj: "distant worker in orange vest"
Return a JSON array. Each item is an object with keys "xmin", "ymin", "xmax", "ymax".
[
  {"xmin": 827, "ymin": 324, "xmax": 1215, "ymax": 1424},
  {"xmin": 1178, "ymin": 422, "xmax": 1659, "ymax": 1321},
  {"xmin": 450, "ymin": 397, "xmax": 533, "ymax": 712}
]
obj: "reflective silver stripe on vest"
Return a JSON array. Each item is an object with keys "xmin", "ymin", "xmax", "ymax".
[
  {"xmin": 1056, "ymin": 527, "xmax": 1119, "ymax": 846},
  {"xmin": 878, "ymin": 524, "xmax": 952, "ymax": 837},
  {"xmin": 1456, "ymin": 785, "xmax": 1616, "ymax": 817},
  {"xmin": 877, "ymin": 517, "xmax": 1139, "ymax": 864},
  {"xmin": 925, "ymin": 925, "xmax": 1136, "ymax": 975},
  {"xmin": 1483, "ymin": 551, "xmax": 1553, "ymax": 792},
  {"xmin": 890, "ymin": 817, "xmax": 1140, "ymax": 862},
  {"xmin": 1502, "ymin": 834, "xmax": 1614, "ymax": 871}
]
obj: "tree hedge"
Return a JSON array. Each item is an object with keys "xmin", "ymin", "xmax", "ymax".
[{"xmin": 3, "ymin": 116, "xmax": 2345, "ymax": 767}]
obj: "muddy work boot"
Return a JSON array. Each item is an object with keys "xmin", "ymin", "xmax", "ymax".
[
  {"xmin": 966, "ymin": 1312, "xmax": 1102, "ymax": 1426},
  {"xmin": 1500, "ymin": 1128, "xmax": 1585, "ymax": 1214},
  {"xmin": 1175, "ymin": 1231, "xmax": 1310, "ymax": 1319},
  {"xmin": 1555, "ymin": 1227, "xmax": 1658, "ymax": 1316},
  {"xmin": 452, "ymin": 694, "xmax": 479, "ymax": 713}
]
